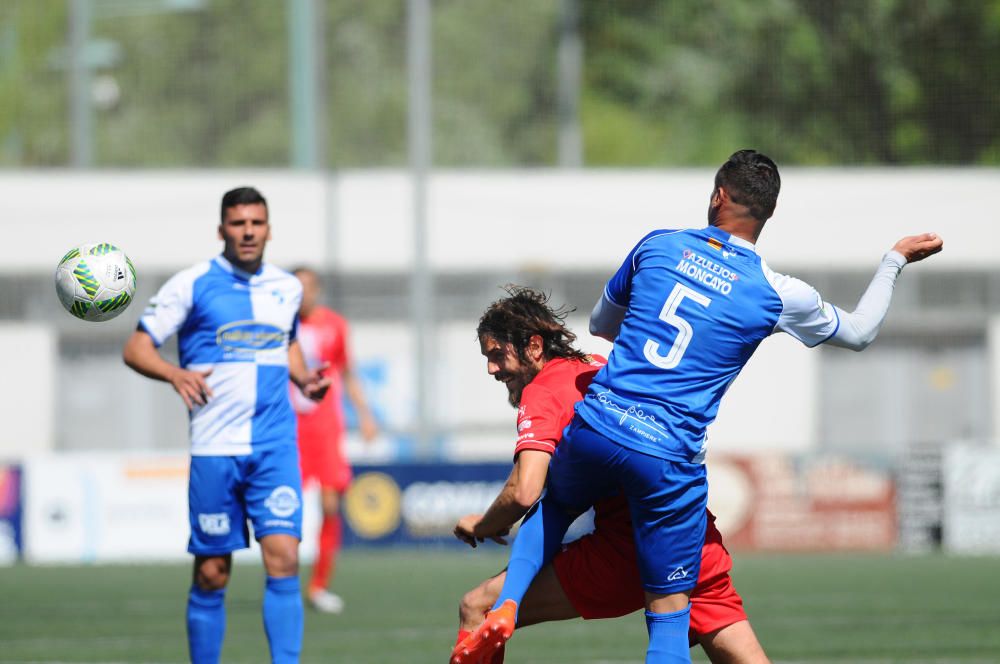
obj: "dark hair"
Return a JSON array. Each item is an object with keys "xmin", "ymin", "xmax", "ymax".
[
  {"xmin": 713, "ymin": 149, "xmax": 780, "ymax": 222},
  {"xmin": 477, "ymin": 285, "xmax": 588, "ymax": 362},
  {"xmin": 220, "ymin": 186, "xmax": 267, "ymax": 222}
]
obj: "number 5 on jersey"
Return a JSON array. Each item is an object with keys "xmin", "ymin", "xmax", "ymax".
[{"xmin": 643, "ymin": 283, "xmax": 712, "ymax": 370}]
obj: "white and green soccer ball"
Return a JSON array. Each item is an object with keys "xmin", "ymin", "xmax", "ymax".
[{"xmin": 54, "ymin": 242, "xmax": 137, "ymax": 322}]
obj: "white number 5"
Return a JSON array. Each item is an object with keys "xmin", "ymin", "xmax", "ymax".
[{"xmin": 643, "ymin": 284, "xmax": 711, "ymax": 370}]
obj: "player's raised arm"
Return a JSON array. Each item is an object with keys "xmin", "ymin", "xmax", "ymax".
[{"xmin": 827, "ymin": 232, "xmax": 943, "ymax": 351}]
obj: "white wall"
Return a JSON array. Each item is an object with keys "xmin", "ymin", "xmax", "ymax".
[
  {"xmin": 0, "ymin": 324, "xmax": 55, "ymax": 457},
  {"xmin": 990, "ymin": 316, "xmax": 1000, "ymax": 444},
  {"xmin": 4, "ymin": 169, "xmax": 996, "ymax": 455},
  {"xmin": 3, "ymin": 171, "xmax": 328, "ymax": 273},
  {"xmin": 4, "ymin": 168, "xmax": 997, "ymax": 275}
]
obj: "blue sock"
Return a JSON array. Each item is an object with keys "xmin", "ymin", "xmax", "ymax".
[
  {"xmin": 644, "ymin": 605, "xmax": 691, "ymax": 663},
  {"xmin": 492, "ymin": 496, "xmax": 573, "ymax": 616},
  {"xmin": 262, "ymin": 575, "xmax": 303, "ymax": 664},
  {"xmin": 187, "ymin": 586, "xmax": 226, "ymax": 664}
]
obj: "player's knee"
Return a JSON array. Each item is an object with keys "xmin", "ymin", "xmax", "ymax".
[
  {"xmin": 459, "ymin": 584, "xmax": 495, "ymax": 625},
  {"xmin": 262, "ymin": 544, "xmax": 299, "ymax": 576},
  {"xmin": 320, "ymin": 488, "xmax": 340, "ymax": 516},
  {"xmin": 194, "ymin": 558, "xmax": 230, "ymax": 590}
]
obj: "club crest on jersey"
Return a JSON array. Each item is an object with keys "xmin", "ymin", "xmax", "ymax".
[
  {"xmin": 677, "ymin": 250, "xmax": 738, "ymax": 295},
  {"xmin": 706, "ymin": 237, "xmax": 738, "ymax": 259}
]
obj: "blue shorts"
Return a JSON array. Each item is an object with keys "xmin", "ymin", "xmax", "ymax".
[
  {"xmin": 548, "ymin": 418, "xmax": 707, "ymax": 594},
  {"xmin": 188, "ymin": 443, "xmax": 303, "ymax": 556}
]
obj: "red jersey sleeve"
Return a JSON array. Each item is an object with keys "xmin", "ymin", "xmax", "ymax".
[{"xmin": 514, "ymin": 383, "xmax": 565, "ymax": 458}]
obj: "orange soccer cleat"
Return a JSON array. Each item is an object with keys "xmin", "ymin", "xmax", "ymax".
[{"xmin": 449, "ymin": 600, "xmax": 517, "ymax": 664}]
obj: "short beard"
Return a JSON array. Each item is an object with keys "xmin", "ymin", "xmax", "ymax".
[{"xmin": 505, "ymin": 366, "xmax": 540, "ymax": 408}]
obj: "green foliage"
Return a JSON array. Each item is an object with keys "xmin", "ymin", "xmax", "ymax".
[
  {"xmin": 0, "ymin": 0, "xmax": 997, "ymax": 167},
  {"xmin": 0, "ymin": 0, "xmax": 71, "ymax": 165},
  {"xmin": 580, "ymin": 0, "xmax": 1000, "ymax": 165}
]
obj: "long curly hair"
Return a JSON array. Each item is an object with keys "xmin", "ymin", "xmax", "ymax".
[{"xmin": 476, "ymin": 285, "xmax": 588, "ymax": 362}]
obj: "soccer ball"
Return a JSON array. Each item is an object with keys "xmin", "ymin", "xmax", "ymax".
[{"xmin": 54, "ymin": 243, "xmax": 137, "ymax": 322}]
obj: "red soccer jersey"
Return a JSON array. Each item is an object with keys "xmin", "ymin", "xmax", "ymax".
[
  {"xmin": 514, "ymin": 355, "xmax": 606, "ymax": 458},
  {"xmin": 290, "ymin": 306, "xmax": 349, "ymax": 437}
]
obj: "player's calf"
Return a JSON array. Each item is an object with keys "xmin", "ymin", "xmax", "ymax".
[{"xmin": 459, "ymin": 575, "xmax": 504, "ymax": 631}]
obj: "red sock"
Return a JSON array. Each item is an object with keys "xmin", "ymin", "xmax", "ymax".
[
  {"xmin": 310, "ymin": 514, "xmax": 342, "ymax": 591},
  {"xmin": 455, "ymin": 629, "xmax": 471, "ymax": 646},
  {"xmin": 487, "ymin": 644, "xmax": 506, "ymax": 664}
]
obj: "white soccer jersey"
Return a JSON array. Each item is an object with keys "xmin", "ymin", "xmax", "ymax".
[{"xmin": 139, "ymin": 255, "xmax": 303, "ymax": 456}]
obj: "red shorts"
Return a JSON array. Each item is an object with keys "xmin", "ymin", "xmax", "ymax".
[
  {"xmin": 297, "ymin": 419, "xmax": 352, "ymax": 493},
  {"xmin": 552, "ymin": 502, "xmax": 747, "ymax": 638}
]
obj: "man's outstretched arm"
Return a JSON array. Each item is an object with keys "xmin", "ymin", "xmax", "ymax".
[
  {"xmin": 454, "ymin": 450, "xmax": 551, "ymax": 547},
  {"xmin": 829, "ymin": 233, "xmax": 943, "ymax": 351}
]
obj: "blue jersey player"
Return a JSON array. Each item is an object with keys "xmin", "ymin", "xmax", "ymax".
[
  {"xmin": 123, "ymin": 187, "xmax": 330, "ymax": 664},
  {"xmin": 457, "ymin": 150, "xmax": 943, "ymax": 664}
]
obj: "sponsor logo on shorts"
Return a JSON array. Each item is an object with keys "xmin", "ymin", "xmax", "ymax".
[
  {"xmin": 517, "ymin": 419, "xmax": 532, "ymax": 432},
  {"xmin": 264, "ymin": 519, "xmax": 295, "ymax": 529},
  {"xmin": 198, "ymin": 512, "xmax": 231, "ymax": 536},
  {"xmin": 265, "ymin": 485, "xmax": 301, "ymax": 518},
  {"xmin": 667, "ymin": 566, "xmax": 689, "ymax": 581}
]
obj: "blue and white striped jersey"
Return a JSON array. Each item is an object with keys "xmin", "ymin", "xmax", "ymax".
[
  {"xmin": 139, "ymin": 255, "xmax": 302, "ymax": 456},
  {"xmin": 577, "ymin": 225, "xmax": 839, "ymax": 464}
]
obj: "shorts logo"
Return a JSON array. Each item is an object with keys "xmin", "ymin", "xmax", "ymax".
[
  {"xmin": 667, "ymin": 566, "xmax": 689, "ymax": 581},
  {"xmin": 198, "ymin": 513, "xmax": 231, "ymax": 536},
  {"xmin": 518, "ymin": 419, "xmax": 532, "ymax": 432},
  {"xmin": 265, "ymin": 486, "xmax": 301, "ymax": 518}
]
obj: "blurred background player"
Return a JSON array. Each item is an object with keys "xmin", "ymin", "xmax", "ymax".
[
  {"xmin": 450, "ymin": 287, "xmax": 769, "ymax": 664},
  {"xmin": 289, "ymin": 267, "xmax": 379, "ymax": 614},
  {"xmin": 471, "ymin": 150, "xmax": 944, "ymax": 662},
  {"xmin": 122, "ymin": 187, "xmax": 330, "ymax": 664}
]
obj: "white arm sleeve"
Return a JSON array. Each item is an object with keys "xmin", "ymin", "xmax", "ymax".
[
  {"xmin": 764, "ymin": 262, "xmax": 841, "ymax": 347},
  {"xmin": 826, "ymin": 250, "xmax": 907, "ymax": 351},
  {"xmin": 589, "ymin": 289, "xmax": 627, "ymax": 342},
  {"xmin": 138, "ymin": 263, "xmax": 207, "ymax": 346}
]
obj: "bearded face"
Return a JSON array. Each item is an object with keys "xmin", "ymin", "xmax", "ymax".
[{"xmin": 479, "ymin": 334, "xmax": 542, "ymax": 408}]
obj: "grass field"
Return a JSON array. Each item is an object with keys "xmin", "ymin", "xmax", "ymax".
[{"xmin": 1, "ymin": 551, "xmax": 998, "ymax": 663}]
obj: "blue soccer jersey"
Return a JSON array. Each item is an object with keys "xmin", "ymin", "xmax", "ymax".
[
  {"xmin": 139, "ymin": 255, "xmax": 303, "ymax": 455},
  {"xmin": 577, "ymin": 225, "xmax": 839, "ymax": 464}
]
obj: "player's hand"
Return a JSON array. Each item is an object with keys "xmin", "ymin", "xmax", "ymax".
[
  {"xmin": 300, "ymin": 371, "xmax": 332, "ymax": 401},
  {"xmin": 359, "ymin": 413, "xmax": 379, "ymax": 444},
  {"xmin": 169, "ymin": 367, "xmax": 213, "ymax": 410},
  {"xmin": 299, "ymin": 362, "xmax": 332, "ymax": 402},
  {"xmin": 454, "ymin": 514, "xmax": 482, "ymax": 547},
  {"xmin": 892, "ymin": 233, "xmax": 943, "ymax": 264},
  {"xmin": 454, "ymin": 514, "xmax": 509, "ymax": 548}
]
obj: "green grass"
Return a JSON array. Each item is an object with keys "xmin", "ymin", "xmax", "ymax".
[{"xmin": 0, "ymin": 552, "xmax": 998, "ymax": 663}]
